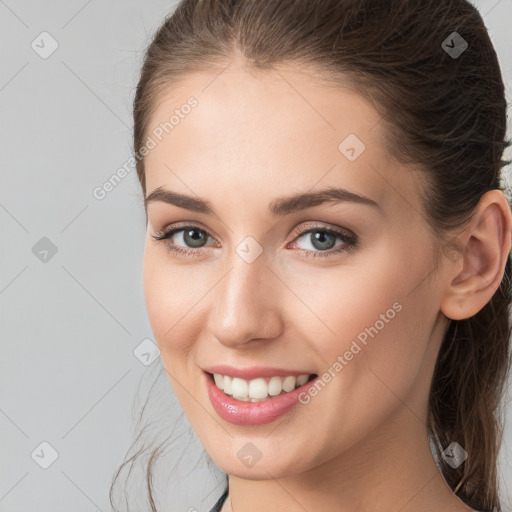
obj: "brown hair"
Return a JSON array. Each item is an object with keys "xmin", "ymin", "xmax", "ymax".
[{"xmin": 111, "ymin": 1, "xmax": 512, "ymax": 510}]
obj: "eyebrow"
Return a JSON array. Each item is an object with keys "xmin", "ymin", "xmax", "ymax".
[{"xmin": 145, "ymin": 185, "xmax": 380, "ymax": 216}]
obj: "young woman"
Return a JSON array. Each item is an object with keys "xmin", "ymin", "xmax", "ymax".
[{"xmin": 111, "ymin": 1, "xmax": 512, "ymax": 511}]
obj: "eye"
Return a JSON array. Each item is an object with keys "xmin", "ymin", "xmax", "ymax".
[
  {"xmin": 151, "ymin": 223, "xmax": 215, "ymax": 258},
  {"xmin": 289, "ymin": 223, "xmax": 357, "ymax": 258},
  {"xmin": 151, "ymin": 222, "xmax": 357, "ymax": 259}
]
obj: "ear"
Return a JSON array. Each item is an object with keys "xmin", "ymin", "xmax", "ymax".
[{"xmin": 440, "ymin": 189, "xmax": 512, "ymax": 321}]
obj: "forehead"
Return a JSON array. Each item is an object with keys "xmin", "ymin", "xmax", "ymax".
[{"xmin": 143, "ymin": 61, "xmax": 421, "ymax": 218}]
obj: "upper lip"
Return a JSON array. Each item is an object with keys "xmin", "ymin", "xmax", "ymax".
[{"xmin": 203, "ymin": 365, "xmax": 316, "ymax": 380}]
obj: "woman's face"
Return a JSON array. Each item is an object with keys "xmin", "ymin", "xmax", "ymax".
[{"xmin": 142, "ymin": 60, "xmax": 451, "ymax": 479}]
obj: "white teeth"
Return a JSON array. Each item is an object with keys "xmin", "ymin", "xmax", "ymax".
[
  {"xmin": 282, "ymin": 376, "xmax": 296, "ymax": 392},
  {"xmin": 268, "ymin": 376, "xmax": 283, "ymax": 396},
  {"xmin": 213, "ymin": 374, "xmax": 224, "ymax": 389},
  {"xmin": 296, "ymin": 374, "xmax": 309, "ymax": 386},
  {"xmin": 223, "ymin": 375, "xmax": 232, "ymax": 395},
  {"xmin": 231, "ymin": 377, "xmax": 249, "ymax": 398},
  {"xmin": 212, "ymin": 373, "xmax": 312, "ymax": 401},
  {"xmin": 248, "ymin": 378, "xmax": 268, "ymax": 399}
]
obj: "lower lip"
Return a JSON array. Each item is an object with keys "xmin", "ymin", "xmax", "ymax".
[{"xmin": 204, "ymin": 371, "xmax": 318, "ymax": 426}]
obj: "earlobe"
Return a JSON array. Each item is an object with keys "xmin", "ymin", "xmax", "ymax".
[{"xmin": 440, "ymin": 190, "xmax": 512, "ymax": 321}]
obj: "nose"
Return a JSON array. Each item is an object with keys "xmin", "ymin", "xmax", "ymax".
[{"xmin": 207, "ymin": 250, "xmax": 284, "ymax": 349}]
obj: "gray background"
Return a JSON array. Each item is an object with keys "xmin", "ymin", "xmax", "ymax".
[{"xmin": 1, "ymin": 1, "xmax": 511, "ymax": 511}]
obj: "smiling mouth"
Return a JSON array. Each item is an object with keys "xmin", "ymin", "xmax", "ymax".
[{"xmin": 206, "ymin": 371, "xmax": 318, "ymax": 402}]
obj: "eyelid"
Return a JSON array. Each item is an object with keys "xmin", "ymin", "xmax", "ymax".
[
  {"xmin": 152, "ymin": 221, "xmax": 218, "ymax": 243},
  {"xmin": 290, "ymin": 221, "xmax": 356, "ymax": 242}
]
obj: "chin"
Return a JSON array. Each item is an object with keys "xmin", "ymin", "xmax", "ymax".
[{"xmin": 203, "ymin": 438, "xmax": 312, "ymax": 480}]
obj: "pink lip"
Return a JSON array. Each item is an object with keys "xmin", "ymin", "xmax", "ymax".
[
  {"xmin": 202, "ymin": 365, "xmax": 314, "ymax": 380},
  {"xmin": 203, "ymin": 370, "xmax": 318, "ymax": 426}
]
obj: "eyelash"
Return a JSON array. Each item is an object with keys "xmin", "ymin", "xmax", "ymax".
[{"xmin": 151, "ymin": 222, "xmax": 357, "ymax": 259}]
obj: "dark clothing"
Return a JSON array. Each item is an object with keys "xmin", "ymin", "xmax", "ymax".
[{"xmin": 209, "ymin": 487, "xmax": 228, "ymax": 512}]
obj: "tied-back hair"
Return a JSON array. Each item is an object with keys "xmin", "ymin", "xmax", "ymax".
[{"xmin": 111, "ymin": 1, "xmax": 512, "ymax": 510}]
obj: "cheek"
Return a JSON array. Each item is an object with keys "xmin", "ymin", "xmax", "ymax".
[
  {"xmin": 143, "ymin": 246, "xmax": 198, "ymax": 356},
  {"xmin": 143, "ymin": 244, "xmax": 225, "ymax": 377},
  {"xmin": 283, "ymin": 265, "xmax": 435, "ymax": 457},
  {"xmin": 290, "ymin": 249, "xmax": 435, "ymax": 394}
]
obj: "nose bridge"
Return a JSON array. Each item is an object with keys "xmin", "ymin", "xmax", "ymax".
[{"xmin": 209, "ymin": 245, "xmax": 283, "ymax": 346}]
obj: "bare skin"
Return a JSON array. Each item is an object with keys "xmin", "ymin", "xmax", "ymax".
[{"xmin": 141, "ymin": 54, "xmax": 512, "ymax": 512}]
